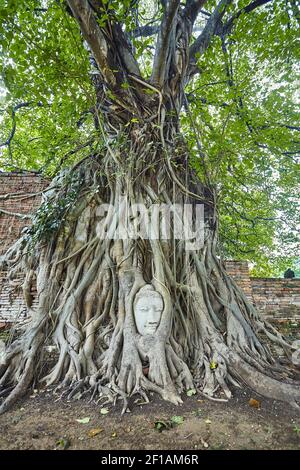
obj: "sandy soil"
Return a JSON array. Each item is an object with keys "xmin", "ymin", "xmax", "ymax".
[{"xmin": 0, "ymin": 387, "xmax": 299, "ymax": 450}]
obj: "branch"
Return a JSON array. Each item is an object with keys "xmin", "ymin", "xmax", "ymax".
[
  {"xmin": 0, "ymin": 208, "xmax": 32, "ymax": 220},
  {"xmin": 223, "ymin": 0, "xmax": 273, "ymax": 35},
  {"xmin": 200, "ymin": 9, "xmax": 211, "ymax": 17},
  {"xmin": 183, "ymin": 0, "xmax": 208, "ymax": 25},
  {"xmin": 33, "ymin": 8, "xmax": 48, "ymax": 14},
  {"xmin": 67, "ymin": 0, "xmax": 141, "ymax": 91},
  {"xmin": 0, "ymin": 102, "xmax": 44, "ymax": 167},
  {"xmin": 188, "ymin": 0, "xmax": 273, "ymax": 75},
  {"xmin": 0, "ymin": 102, "xmax": 42, "ymax": 149},
  {"xmin": 53, "ymin": 139, "xmax": 95, "ymax": 172},
  {"xmin": 186, "ymin": 93, "xmax": 229, "ymax": 108},
  {"xmin": 189, "ymin": 0, "xmax": 232, "ymax": 68},
  {"xmin": 112, "ymin": 22, "xmax": 141, "ymax": 77},
  {"xmin": 66, "ymin": 0, "xmax": 117, "ymax": 87},
  {"xmin": 151, "ymin": 0, "xmax": 181, "ymax": 86},
  {"xmin": 0, "ymin": 191, "xmax": 47, "ymax": 201},
  {"xmin": 279, "ymin": 124, "xmax": 300, "ymax": 132},
  {"xmin": 133, "ymin": 23, "xmax": 204, "ymax": 38}
]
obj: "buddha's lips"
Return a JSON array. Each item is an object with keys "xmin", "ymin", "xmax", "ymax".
[{"xmin": 145, "ymin": 325, "xmax": 158, "ymax": 331}]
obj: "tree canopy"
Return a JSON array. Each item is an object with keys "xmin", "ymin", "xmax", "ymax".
[{"xmin": 0, "ymin": 0, "xmax": 299, "ymax": 274}]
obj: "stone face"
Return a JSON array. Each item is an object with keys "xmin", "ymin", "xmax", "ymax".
[
  {"xmin": 133, "ymin": 285, "xmax": 163, "ymax": 335},
  {"xmin": 0, "ymin": 173, "xmax": 300, "ymax": 324}
]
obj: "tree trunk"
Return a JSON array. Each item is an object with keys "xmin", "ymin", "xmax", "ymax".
[{"xmin": 0, "ymin": 120, "xmax": 299, "ymax": 414}]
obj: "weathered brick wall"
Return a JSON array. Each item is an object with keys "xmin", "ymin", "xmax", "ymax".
[
  {"xmin": 0, "ymin": 173, "xmax": 49, "ymax": 325},
  {"xmin": 224, "ymin": 260, "xmax": 254, "ymax": 302},
  {"xmin": 0, "ymin": 173, "xmax": 49, "ymax": 255},
  {"xmin": 224, "ymin": 260, "xmax": 300, "ymax": 319},
  {"xmin": 251, "ymin": 278, "xmax": 300, "ymax": 319}
]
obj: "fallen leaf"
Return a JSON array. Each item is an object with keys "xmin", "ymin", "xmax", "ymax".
[
  {"xmin": 88, "ymin": 428, "xmax": 103, "ymax": 438},
  {"xmin": 76, "ymin": 417, "xmax": 90, "ymax": 424},
  {"xmin": 249, "ymin": 398, "xmax": 261, "ymax": 409},
  {"xmin": 154, "ymin": 415, "xmax": 184, "ymax": 432},
  {"xmin": 171, "ymin": 415, "xmax": 184, "ymax": 425},
  {"xmin": 186, "ymin": 389, "xmax": 197, "ymax": 397},
  {"xmin": 205, "ymin": 419, "xmax": 212, "ymax": 424},
  {"xmin": 111, "ymin": 432, "xmax": 117, "ymax": 438},
  {"xmin": 200, "ymin": 437, "xmax": 209, "ymax": 448},
  {"xmin": 100, "ymin": 407, "xmax": 109, "ymax": 415},
  {"xmin": 154, "ymin": 420, "xmax": 169, "ymax": 432},
  {"xmin": 56, "ymin": 438, "xmax": 70, "ymax": 450}
]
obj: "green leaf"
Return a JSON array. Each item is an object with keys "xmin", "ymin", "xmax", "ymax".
[
  {"xmin": 293, "ymin": 425, "xmax": 300, "ymax": 434},
  {"xmin": 210, "ymin": 361, "xmax": 218, "ymax": 370},
  {"xmin": 154, "ymin": 420, "xmax": 169, "ymax": 432},
  {"xmin": 186, "ymin": 389, "xmax": 197, "ymax": 397},
  {"xmin": 56, "ymin": 438, "xmax": 70, "ymax": 450},
  {"xmin": 76, "ymin": 417, "xmax": 90, "ymax": 424},
  {"xmin": 88, "ymin": 428, "xmax": 103, "ymax": 437},
  {"xmin": 171, "ymin": 415, "xmax": 184, "ymax": 425}
]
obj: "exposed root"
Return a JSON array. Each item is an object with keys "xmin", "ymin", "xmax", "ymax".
[{"xmin": 0, "ymin": 136, "xmax": 299, "ymax": 414}]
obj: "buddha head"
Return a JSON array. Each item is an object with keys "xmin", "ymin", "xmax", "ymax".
[{"xmin": 133, "ymin": 285, "xmax": 164, "ymax": 335}]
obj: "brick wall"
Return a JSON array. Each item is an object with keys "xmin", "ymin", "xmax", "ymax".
[
  {"xmin": 224, "ymin": 260, "xmax": 254, "ymax": 302},
  {"xmin": 224, "ymin": 260, "xmax": 300, "ymax": 320},
  {"xmin": 0, "ymin": 173, "xmax": 48, "ymax": 325},
  {"xmin": 0, "ymin": 173, "xmax": 49, "ymax": 255},
  {"xmin": 251, "ymin": 278, "xmax": 300, "ymax": 319}
]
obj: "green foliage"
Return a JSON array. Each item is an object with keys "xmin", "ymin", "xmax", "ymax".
[
  {"xmin": 186, "ymin": 388, "xmax": 197, "ymax": 396},
  {"xmin": 182, "ymin": 0, "xmax": 299, "ymax": 274},
  {"xmin": 0, "ymin": 0, "xmax": 299, "ymax": 275},
  {"xmin": 293, "ymin": 425, "xmax": 300, "ymax": 435},
  {"xmin": 26, "ymin": 172, "xmax": 82, "ymax": 245},
  {"xmin": 0, "ymin": 0, "xmax": 94, "ymax": 174},
  {"xmin": 154, "ymin": 415, "xmax": 184, "ymax": 432}
]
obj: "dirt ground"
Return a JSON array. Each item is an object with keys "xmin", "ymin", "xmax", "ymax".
[
  {"xmin": 1, "ymin": 321, "xmax": 300, "ymax": 451},
  {"xmin": 0, "ymin": 387, "xmax": 299, "ymax": 450}
]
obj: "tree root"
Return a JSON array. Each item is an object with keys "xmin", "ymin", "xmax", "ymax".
[{"xmin": 0, "ymin": 146, "xmax": 299, "ymax": 414}]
